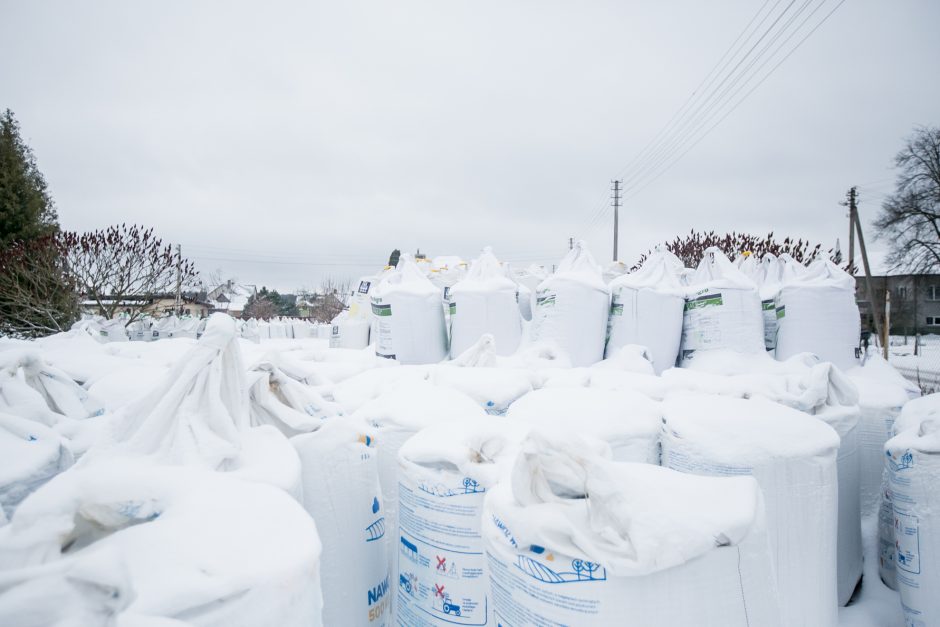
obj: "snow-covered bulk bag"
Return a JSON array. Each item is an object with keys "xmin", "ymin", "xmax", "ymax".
[
  {"xmin": 449, "ymin": 248, "xmax": 522, "ymax": 358},
  {"xmin": 0, "ymin": 462, "xmax": 324, "ymax": 627},
  {"xmin": 371, "ymin": 255, "xmax": 448, "ymax": 365},
  {"xmin": 775, "ymin": 259, "xmax": 860, "ymax": 370},
  {"xmin": 247, "ymin": 362, "xmax": 341, "ymax": 436},
  {"xmin": 815, "ymin": 403, "xmax": 864, "ymax": 605},
  {"xmin": 95, "ymin": 314, "xmax": 303, "ymax": 499},
  {"xmin": 602, "ymin": 260, "xmax": 628, "ymax": 284},
  {"xmin": 0, "ymin": 547, "xmax": 133, "ymax": 627},
  {"xmin": 879, "ymin": 393, "xmax": 940, "ymax": 591},
  {"xmin": 482, "ymin": 434, "xmax": 781, "ymax": 627},
  {"xmin": 679, "ymin": 248, "xmax": 764, "ymax": 363},
  {"xmin": 512, "ymin": 264, "xmax": 547, "ymax": 295},
  {"xmin": 0, "ymin": 413, "xmax": 73, "ymax": 520},
  {"xmin": 8, "ymin": 351, "xmax": 106, "ymax": 420},
  {"xmin": 506, "ymin": 386, "xmax": 661, "ymax": 463},
  {"xmin": 884, "ymin": 415, "xmax": 940, "ymax": 626},
  {"xmin": 127, "ymin": 319, "xmax": 153, "ymax": 342},
  {"xmin": 531, "ymin": 241, "xmax": 609, "ymax": 367},
  {"xmin": 396, "ymin": 418, "xmax": 527, "ymax": 627},
  {"xmin": 753, "ymin": 254, "xmax": 790, "ymax": 353},
  {"xmin": 661, "ymin": 394, "xmax": 840, "ymax": 627},
  {"xmin": 429, "ymin": 363, "xmax": 536, "ymax": 415},
  {"xmin": 605, "ymin": 250, "xmax": 685, "ymax": 374},
  {"xmin": 292, "ymin": 419, "xmax": 390, "ymax": 627},
  {"xmin": 98, "ymin": 318, "xmax": 129, "ymax": 343},
  {"xmin": 847, "ymin": 356, "xmax": 914, "ymax": 513},
  {"xmin": 350, "ymin": 378, "xmax": 485, "ymax": 614},
  {"xmin": 330, "ymin": 310, "xmax": 371, "ymax": 349}
]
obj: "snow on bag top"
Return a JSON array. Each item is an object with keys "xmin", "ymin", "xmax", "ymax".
[
  {"xmin": 0, "ymin": 461, "xmax": 323, "ymax": 627},
  {"xmin": 429, "ymin": 362, "xmax": 536, "ymax": 414},
  {"xmin": 0, "ymin": 412, "xmax": 74, "ymax": 521},
  {"xmin": 662, "ymin": 393, "xmax": 840, "ymax": 461},
  {"xmin": 609, "ymin": 249, "xmax": 685, "ymax": 295},
  {"xmin": 502, "ymin": 431, "xmax": 763, "ymax": 576},
  {"xmin": 449, "ymin": 247, "xmax": 522, "ymax": 357},
  {"xmin": 506, "ymin": 387, "xmax": 661, "ymax": 463},
  {"xmin": 686, "ymin": 247, "xmax": 758, "ymax": 290}
]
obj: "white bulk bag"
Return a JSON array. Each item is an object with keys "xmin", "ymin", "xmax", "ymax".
[
  {"xmin": 95, "ymin": 314, "xmax": 302, "ymax": 499},
  {"xmin": 775, "ymin": 259, "xmax": 860, "ymax": 370},
  {"xmin": 531, "ymin": 241, "xmax": 609, "ymax": 367},
  {"xmin": 330, "ymin": 311, "xmax": 371, "ymax": 349},
  {"xmin": 679, "ymin": 247, "xmax": 764, "ymax": 363},
  {"xmin": 396, "ymin": 418, "xmax": 527, "ymax": 627},
  {"xmin": 292, "ymin": 419, "xmax": 390, "ymax": 627},
  {"xmin": 661, "ymin": 394, "xmax": 840, "ymax": 627},
  {"xmin": 99, "ymin": 318, "xmax": 129, "ymax": 343},
  {"xmin": 483, "ymin": 434, "xmax": 781, "ymax": 627},
  {"xmin": 0, "ymin": 462, "xmax": 323, "ymax": 627},
  {"xmin": 371, "ymin": 255, "xmax": 448, "ymax": 365},
  {"xmin": 885, "ymin": 415, "xmax": 940, "ymax": 626},
  {"xmin": 0, "ymin": 547, "xmax": 133, "ymax": 627},
  {"xmin": 506, "ymin": 387, "xmax": 661, "ymax": 463},
  {"xmin": 0, "ymin": 413, "xmax": 73, "ymax": 520},
  {"xmin": 350, "ymin": 378, "xmax": 486, "ymax": 614},
  {"xmin": 449, "ymin": 248, "xmax": 522, "ymax": 357},
  {"xmin": 247, "ymin": 362, "xmax": 341, "ymax": 436},
  {"xmin": 880, "ymin": 393, "xmax": 940, "ymax": 591},
  {"xmin": 606, "ymin": 250, "xmax": 685, "ymax": 373},
  {"xmin": 815, "ymin": 403, "xmax": 864, "ymax": 605}
]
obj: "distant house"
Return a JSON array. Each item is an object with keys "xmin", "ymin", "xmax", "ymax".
[
  {"xmin": 80, "ymin": 292, "xmax": 211, "ymax": 319},
  {"xmin": 855, "ymin": 274, "xmax": 940, "ymax": 335},
  {"xmin": 207, "ymin": 281, "xmax": 257, "ymax": 318}
]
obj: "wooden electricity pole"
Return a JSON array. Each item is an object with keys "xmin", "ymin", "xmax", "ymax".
[
  {"xmin": 847, "ymin": 187, "xmax": 885, "ymax": 358},
  {"xmin": 611, "ymin": 179, "xmax": 621, "ymax": 262}
]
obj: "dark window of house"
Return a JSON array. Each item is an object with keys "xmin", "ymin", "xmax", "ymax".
[
  {"xmin": 897, "ymin": 286, "xmax": 908, "ymax": 300},
  {"xmin": 928, "ymin": 316, "xmax": 938, "ymax": 326},
  {"xmin": 929, "ymin": 286, "xmax": 940, "ymax": 301}
]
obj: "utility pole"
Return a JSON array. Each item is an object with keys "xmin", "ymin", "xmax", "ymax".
[
  {"xmin": 847, "ymin": 187, "xmax": 856, "ymax": 274},
  {"xmin": 611, "ymin": 180, "xmax": 622, "ymax": 262},
  {"xmin": 175, "ymin": 244, "xmax": 182, "ymax": 316},
  {"xmin": 848, "ymin": 186, "xmax": 884, "ymax": 356},
  {"xmin": 568, "ymin": 237, "xmax": 574, "ymax": 250}
]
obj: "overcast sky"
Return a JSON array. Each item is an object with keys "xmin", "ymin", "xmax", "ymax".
[{"xmin": 2, "ymin": 0, "xmax": 938, "ymax": 291}]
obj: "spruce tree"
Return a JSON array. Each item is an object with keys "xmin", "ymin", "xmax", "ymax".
[{"xmin": 0, "ymin": 109, "xmax": 59, "ymax": 246}]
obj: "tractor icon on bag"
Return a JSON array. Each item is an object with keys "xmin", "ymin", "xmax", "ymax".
[{"xmin": 442, "ymin": 594, "xmax": 461, "ymax": 617}]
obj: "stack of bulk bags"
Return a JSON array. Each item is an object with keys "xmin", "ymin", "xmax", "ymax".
[
  {"xmin": 293, "ymin": 419, "xmax": 390, "ymax": 627},
  {"xmin": 0, "ymin": 412, "xmax": 73, "ymax": 520},
  {"xmin": 0, "ymin": 462, "xmax": 324, "ymax": 627},
  {"xmin": 449, "ymin": 248, "xmax": 522, "ymax": 358},
  {"xmin": 531, "ymin": 241, "xmax": 609, "ymax": 367},
  {"xmin": 371, "ymin": 255, "xmax": 449, "ymax": 365},
  {"xmin": 662, "ymin": 394, "xmax": 840, "ymax": 627},
  {"xmin": 482, "ymin": 434, "xmax": 781, "ymax": 627},
  {"xmin": 775, "ymin": 259, "xmax": 860, "ymax": 370},
  {"xmin": 679, "ymin": 248, "xmax": 764, "ymax": 364},
  {"xmin": 884, "ymin": 410, "xmax": 940, "ymax": 626},
  {"xmin": 396, "ymin": 418, "xmax": 528, "ymax": 627},
  {"xmin": 606, "ymin": 250, "xmax": 685, "ymax": 374},
  {"xmin": 350, "ymin": 378, "xmax": 486, "ymax": 613},
  {"xmin": 506, "ymin": 387, "xmax": 661, "ymax": 463}
]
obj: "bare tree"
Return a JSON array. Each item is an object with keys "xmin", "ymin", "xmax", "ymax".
[
  {"xmin": 62, "ymin": 225, "xmax": 198, "ymax": 324},
  {"xmin": 875, "ymin": 126, "xmax": 940, "ymax": 273},
  {"xmin": 244, "ymin": 297, "xmax": 278, "ymax": 320},
  {"xmin": 0, "ymin": 234, "xmax": 79, "ymax": 337},
  {"xmin": 632, "ymin": 230, "xmax": 832, "ymax": 270}
]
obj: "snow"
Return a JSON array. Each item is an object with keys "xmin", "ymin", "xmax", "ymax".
[{"xmin": 0, "ymin": 313, "xmax": 924, "ymax": 625}]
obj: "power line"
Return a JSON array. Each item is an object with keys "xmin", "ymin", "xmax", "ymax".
[{"xmin": 578, "ymin": 0, "xmax": 846, "ymax": 238}]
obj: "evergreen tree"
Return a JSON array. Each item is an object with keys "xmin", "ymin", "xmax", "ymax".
[{"xmin": 0, "ymin": 109, "xmax": 59, "ymax": 246}]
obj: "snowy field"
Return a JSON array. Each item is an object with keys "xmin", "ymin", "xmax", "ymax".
[{"xmin": 0, "ymin": 318, "xmax": 927, "ymax": 626}]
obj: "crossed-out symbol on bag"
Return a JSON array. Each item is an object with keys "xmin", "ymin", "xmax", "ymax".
[
  {"xmin": 434, "ymin": 584, "xmax": 445, "ymax": 598},
  {"xmin": 436, "ymin": 556, "xmax": 446, "ymax": 571}
]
